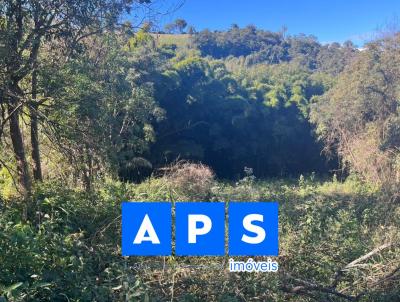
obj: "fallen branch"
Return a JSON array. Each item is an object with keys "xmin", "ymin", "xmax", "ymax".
[
  {"xmin": 283, "ymin": 242, "xmax": 397, "ymax": 301},
  {"xmin": 343, "ymin": 242, "xmax": 392, "ymax": 270},
  {"xmin": 332, "ymin": 242, "xmax": 393, "ymax": 287},
  {"xmin": 283, "ymin": 273, "xmax": 357, "ymax": 301},
  {"xmin": 354, "ymin": 265, "xmax": 400, "ymax": 300}
]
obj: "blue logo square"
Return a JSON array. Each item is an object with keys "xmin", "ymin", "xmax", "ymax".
[
  {"xmin": 229, "ymin": 202, "xmax": 278, "ymax": 256},
  {"xmin": 175, "ymin": 202, "xmax": 225, "ymax": 256},
  {"xmin": 122, "ymin": 202, "xmax": 171, "ymax": 256}
]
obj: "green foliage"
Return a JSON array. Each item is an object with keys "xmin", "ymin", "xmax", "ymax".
[
  {"xmin": 0, "ymin": 182, "xmax": 127, "ymax": 301},
  {"xmin": 0, "ymin": 167, "xmax": 15, "ymax": 199},
  {"xmin": 1, "ymin": 12, "xmax": 399, "ymax": 302},
  {"xmin": 146, "ymin": 52, "xmax": 331, "ymax": 179},
  {"xmin": 311, "ymin": 34, "xmax": 400, "ymax": 192},
  {"xmin": 40, "ymin": 34, "xmax": 166, "ymax": 185},
  {"xmin": 164, "ymin": 19, "xmax": 188, "ymax": 34},
  {"xmin": 192, "ymin": 25, "xmax": 357, "ymax": 70},
  {"xmin": 127, "ymin": 29, "xmax": 155, "ymax": 49},
  {"xmin": 2, "ymin": 22, "xmax": 343, "ymax": 187},
  {"xmin": 192, "ymin": 25, "xmax": 288, "ymax": 61},
  {"xmin": 0, "ymin": 177, "xmax": 398, "ymax": 301}
]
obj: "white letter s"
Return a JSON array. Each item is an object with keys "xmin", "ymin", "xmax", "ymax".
[{"xmin": 241, "ymin": 214, "xmax": 266, "ymax": 244}]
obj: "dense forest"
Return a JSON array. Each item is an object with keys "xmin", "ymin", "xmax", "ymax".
[
  {"xmin": 0, "ymin": 1, "xmax": 399, "ymax": 301},
  {"xmin": 1, "ymin": 21, "xmax": 353, "ymax": 186}
]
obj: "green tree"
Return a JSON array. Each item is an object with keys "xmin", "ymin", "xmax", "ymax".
[
  {"xmin": 40, "ymin": 34, "xmax": 164, "ymax": 188},
  {"xmin": 311, "ymin": 33, "xmax": 400, "ymax": 190},
  {"xmin": 0, "ymin": 0, "xmax": 150, "ymax": 202},
  {"xmin": 164, "ymin": 18, "xmax": 188, "ymax": 34},
  {"xmin": 175, "ymin": 18, "xmax": 188, "ymax": 33}
]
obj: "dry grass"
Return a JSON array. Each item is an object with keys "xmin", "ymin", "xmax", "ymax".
[
  {"xmin": 162, "ymin": 161, "xmax": 215, "ymax": 201},
  {"xmin": 151, "ymin": 33, "xmax": 191, "ymax": 48}
]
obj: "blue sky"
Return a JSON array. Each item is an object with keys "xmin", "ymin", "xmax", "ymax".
[{"xmin": 129, "ymin": 0, "xmax": 400, "ymax": 46}]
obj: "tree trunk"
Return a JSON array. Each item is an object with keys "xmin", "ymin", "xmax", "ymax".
[
  {"xmin": 30, "ymin": 68, "xmax": 43, "ymax": 181},
  {"xmin": 83, "ymin": 151, "xmax": 93, "ymax": 192},
  {"xmin": 8, "ymin": 102, "xmax": 32, "ymax": 201}
]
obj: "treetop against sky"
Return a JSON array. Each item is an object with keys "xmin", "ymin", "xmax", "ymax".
[{"xmin": 128, "ymin": 0, "xmax": 400, "ymax": 46}]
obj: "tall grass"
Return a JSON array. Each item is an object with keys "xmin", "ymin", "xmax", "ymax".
[{"xmin": 0, "ymin": 165, "xmax": 398, "ymax": 301}]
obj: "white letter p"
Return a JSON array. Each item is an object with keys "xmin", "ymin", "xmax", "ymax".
[{"xmin": 188, "ymin": 214, "xmax": 212, "ymax": 243}]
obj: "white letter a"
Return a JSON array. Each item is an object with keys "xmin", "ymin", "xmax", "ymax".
[{"xmin": 133, "ymin": 214, "xmax": 160, "ymax": 244}]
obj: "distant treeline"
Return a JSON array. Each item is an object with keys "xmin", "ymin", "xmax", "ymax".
[{"xmin": 192, "ymin": 25, "xmax": 357, "ymax": 74}]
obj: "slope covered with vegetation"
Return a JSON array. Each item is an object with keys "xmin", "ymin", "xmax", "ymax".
[
  {"xmin": 0, "ymin": 2, "xmax": 399, "ymax": 301},
  {"xmin": 1, "ymin": 171, "xmax": 399, "ymax": 301}
]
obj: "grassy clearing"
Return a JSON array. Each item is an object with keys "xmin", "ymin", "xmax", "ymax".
[
  {"xmin": 151, "ymin": 33, "xmax": 191, "ymax": 48},
  {"xmin": 0, "ymin": 173, "xmax": 399, "ymax": 301}
]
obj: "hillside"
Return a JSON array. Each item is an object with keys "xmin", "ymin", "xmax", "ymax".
[
  {"xmin": 151, "ymin": 33, "xmax": 191, "ymax": 48},
  {"xmin": 1, "ymin": 3, "xmax": 400, "ymax": 301}
]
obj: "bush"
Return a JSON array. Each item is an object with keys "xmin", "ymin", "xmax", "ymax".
[
  {"xmin": 163, "ymin": 161, "xmax": 216, "ymax": 201},
  {"xmin": 0, "ymin": 178, "xmax": 399, "ymax": 301}
]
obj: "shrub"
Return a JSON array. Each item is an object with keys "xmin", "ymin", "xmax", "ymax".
[{"xmin": 163, "ymin": 161, "xmax": 216, "ymax": 201}]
